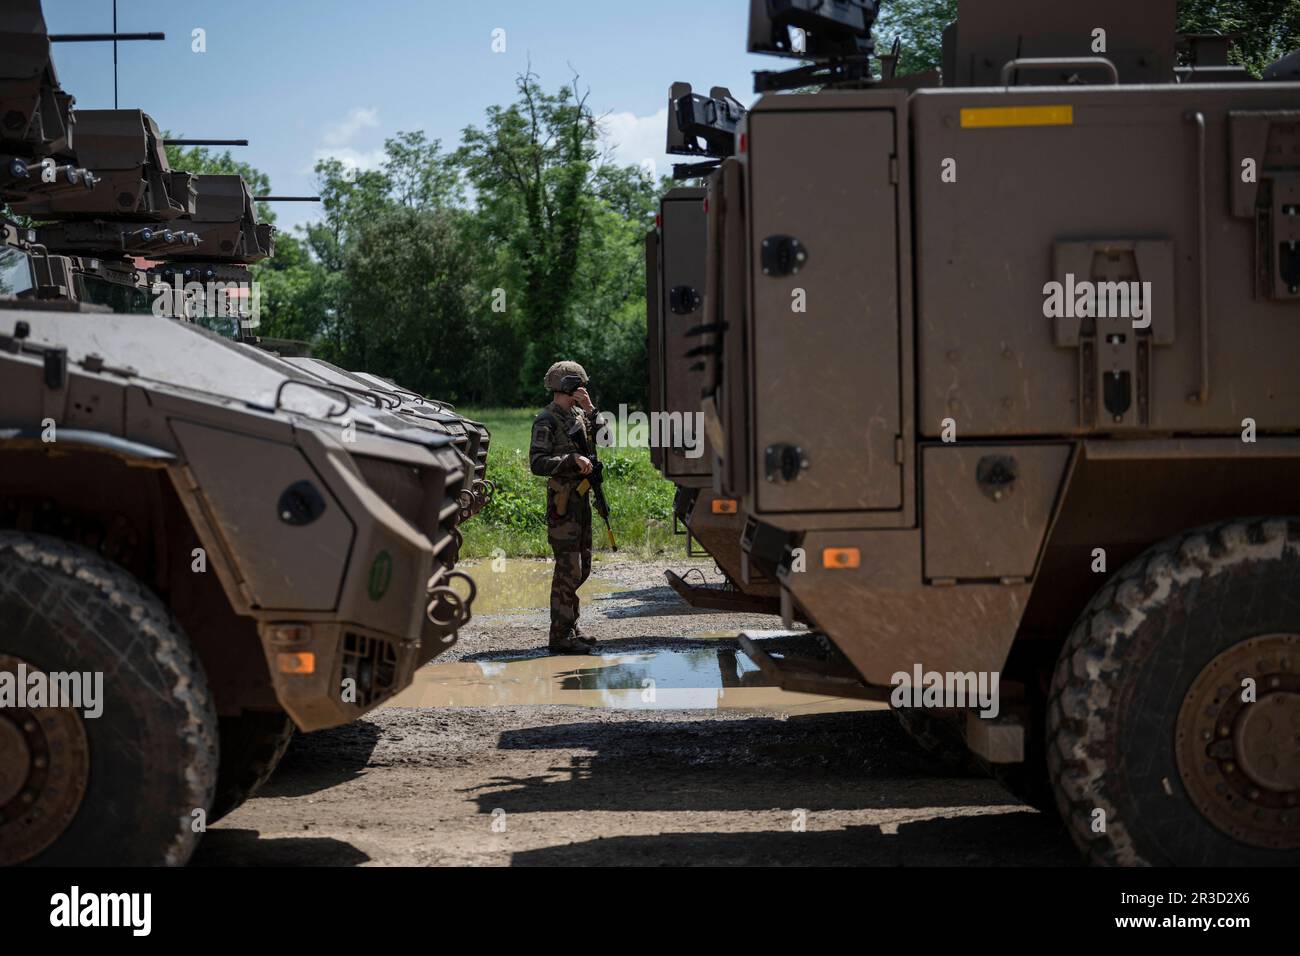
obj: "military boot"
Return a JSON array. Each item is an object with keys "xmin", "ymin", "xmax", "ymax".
[
  {"xmin": 549, "ymin": 628, "xmax": 595, "ymax": 655},
  {"xmin": 572, "ymin": 623, "xmax": 598, "ymax": 651}
]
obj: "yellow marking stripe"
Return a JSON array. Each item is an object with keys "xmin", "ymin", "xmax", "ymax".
[{"xmin": 960, "ymin": 105, "xmax": 1074, "ymax": 129}]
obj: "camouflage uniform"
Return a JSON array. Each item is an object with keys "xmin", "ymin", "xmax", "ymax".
[{"xmin": 530, "ymin": 400, "xmax": 607, "ymax": 648}]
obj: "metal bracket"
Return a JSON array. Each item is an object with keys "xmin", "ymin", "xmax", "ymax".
[
  {"xmin": 1271, "ymin": 173, "xmax": 1300, "ymax": 297},
  {"xmin": 1051, "ymin": 239, "xmax": 1174, "ymax": 430},
  {"xmin": 1228, "ymin": 110, "xmax": 1300, "ymax": 300},
  {"xmin": 669, "ymin": 285, "xmax": 702, "ymax": 315},
  {"xmin": 760, "ymin": 235, "xmax": 808, "ymax": 277},
  {"xmin": 764, "ymin": 443, "xmax": 809, "ymax": 483}
]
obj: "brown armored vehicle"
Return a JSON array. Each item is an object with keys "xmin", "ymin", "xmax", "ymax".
[
  {"xmin": 690, "ymin": 0, "xmax": 1300, "ymax": 865},
  {"xmin": 0, "ymin": 1, "xmax": 482, "ymax": 865},
  {"xmin": 648, "ymin": 83, "xmax": 783, "ymax": 614}
]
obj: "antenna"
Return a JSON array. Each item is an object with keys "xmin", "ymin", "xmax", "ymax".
[
  {"xmin": 164, "ymin": 140, "xmax": 251, "ymax": 147},
  {"xmin": 47, "ymin": 0, "xmax": 164, "ymax": 110}
]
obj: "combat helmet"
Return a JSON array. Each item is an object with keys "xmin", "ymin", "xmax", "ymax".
[{"xmin": 544, "ymin": 360, "xmax": 588, "ymax": 392}]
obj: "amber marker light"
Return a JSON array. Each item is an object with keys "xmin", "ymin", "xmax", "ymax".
[
  {"xmin": 277, "ymin": 652, "xmax": 316, "ymax": 674},
  {"xmin": 822, "ymin": 547, "xmax": 861, "ymax": 569}
]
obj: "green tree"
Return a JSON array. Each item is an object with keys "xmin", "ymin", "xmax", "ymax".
[
  {"xmin": 301, "ymin": 157, "xmax": 390, "ymax": 362},
  {"xmin": 872, "ymin": 0, "xmax": 956, "ymax": 77},
  {"xmin": 874, "ymin": 0, "xmax": 1299, "ymax": 78},
  {"xmin": 340, "ymin": 204, "xmax": 478, "ymax": 398},
  {"xmin": 568, "ymin": 164, "xmax": 661, "ymax": 408},
  {"xmin": 301, "ymin": 133, "xmax": 504, "ymax": 403},
  {"xmin": 383, "ymin": 131, "xmax": 463, "ymax": 209},
  {"xmin": 457, "ymin": 70, "xmax": 603, "ymax": 396},
  {"xmin": 253, "ymin": 230, "xmax": 331, "ymax": 345},
  {"xmin": 1177, "ymin": 0, "xmax": 1300, "ymax": 75}
]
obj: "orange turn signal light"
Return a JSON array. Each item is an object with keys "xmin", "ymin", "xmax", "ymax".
[
  {"xmin": 277, "ymin": 652, "xmax": 316, "ymax": 675},
  {"xmin": 822, "ymin": 547, "xmax": 860, "ymax": 569},
  {"xmin": 711, "ymin": 498, "xmax": 739, "ymax": 515}
]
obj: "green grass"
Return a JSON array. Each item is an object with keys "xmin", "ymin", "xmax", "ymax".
[{"xmin": 458, "ymin": 407, "xmax": 681, "ymax": 560}]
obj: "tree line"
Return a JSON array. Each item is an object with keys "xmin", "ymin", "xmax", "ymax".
[
  {"xmin": 173, "ymin": 71, "xmax": 663, "ymax": 410},
  {"xmin": 875, "ymin": 0, "xmax": 1299, "ymax": 77}
]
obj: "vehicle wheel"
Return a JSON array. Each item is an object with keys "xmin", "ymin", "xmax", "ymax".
[
  {"xmin": 0, "ymin": 532, "xmax": 218, "ymax": 865},
  {"xmin": 210, "ymin": 710, "xmax": 296, "ymax": 823},
  {"xmin": 890, "ymin": 707, "xmax": 978, "ymax": 773},
  {"xmin": 1048, "ymin": 517, "xmax": 1300, "ymax": 866}
]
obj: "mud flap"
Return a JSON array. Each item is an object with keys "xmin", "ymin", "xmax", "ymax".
[
  {"xmin": 664, "ymin": 569, "xmax": 781, "ymax": 614},
  {"xmin": 738, "ymin": 632, "xmax": 888, "ymax": 701}
]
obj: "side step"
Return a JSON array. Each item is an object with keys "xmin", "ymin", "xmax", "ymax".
[
  {"xmin": 664, "ymin": 569, "xmax": 782, "ymax": 614},
  {"xmin": 738, "ymin": 632, "xmax": 889, "ymax": 702}
]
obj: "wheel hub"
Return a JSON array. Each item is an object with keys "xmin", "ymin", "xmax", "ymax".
[
  {"xmin": 1234, "ymin": 692, "xmax": 1300, "ymax": 792},
  {"xmin": 1176, "ymin": 634, "xmax": 1300, "ymax": 850},
  {"xmin": 0, "ymin": 654, "xmax": 91, "ymax": 866}
]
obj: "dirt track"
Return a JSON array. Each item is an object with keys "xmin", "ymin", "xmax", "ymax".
[{"xmin": 195, "ymin": 558, "xmax": 1079, "ymax": 866}]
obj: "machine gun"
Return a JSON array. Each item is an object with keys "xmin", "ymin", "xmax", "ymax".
[
  {"xmin": 748, "ymin": 0, "xmax": 881, "ymax": 92},
  {"xmin": 0, "ymin": 2, "xmax": 314, "ymax": 336},
  {"xmin": 557, "ymin": 372, "xmax": 618, "ymax": 551},
  {"xmin": 666, "ymin": 82, "xmax": 747, "ymax": 180}
]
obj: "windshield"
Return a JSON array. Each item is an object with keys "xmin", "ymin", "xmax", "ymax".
[
  {"xmin": 0, "ymin": 247, "xmax": 34, "ymax": 298},
  {"xmin": 74, "ymin": 273, "xmax": 154, "ymax": 315}
]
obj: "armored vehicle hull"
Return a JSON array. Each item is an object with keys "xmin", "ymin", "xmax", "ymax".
[
  {"xmin": 0, "ymin": 305, "xmax": 476, "ymax": 864},
  {"xmin": 695, "ymin": 0, "xmax": 1300, "ymax": 864},
  {"xmin": 648, "ymin": 186, "xmax": 780, "ymax": 611}
]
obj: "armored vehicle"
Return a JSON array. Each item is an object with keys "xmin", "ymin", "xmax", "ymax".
[
  {"xmin": 691, "ymin": 0, "xmax": 1300, "ymax": 865},
  {"xmin": 0, "ymin": 0, "xmax": 480, "ymax": 865},
  {"xmin": 647, "ymin": 83, "xmax": 782, "ymax": 614}
]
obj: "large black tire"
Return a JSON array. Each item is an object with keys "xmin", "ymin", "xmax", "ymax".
[
  {"xmin": 1047, "ymin": 517, "xmax": 1300, "ymax": 866},
  {"xmin": 210, "ymin": 710, "xmax": 296, "ymax": 823},
  {"xmin": 0, "ymin": 532, "xmax": 218, "ymax": 865}
]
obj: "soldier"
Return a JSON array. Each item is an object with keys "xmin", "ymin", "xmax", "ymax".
[{"xmin": 530, "ymin": 360, "xmax": 609, "ymax": 654}]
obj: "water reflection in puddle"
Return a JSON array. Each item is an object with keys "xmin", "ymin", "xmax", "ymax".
[
  {"xmin": 385, "ymin": 646, "xmax": 880, "ymax": 715},
  {"xmin": 463, "ymin": 560, "xmax": 617, "ymax": 615}
]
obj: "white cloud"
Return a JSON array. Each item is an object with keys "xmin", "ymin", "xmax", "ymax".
[
  {"xmin": 600, "ymin": 107, "xmax": 669, "ymax": 179},
  {"xmin": 322, "ymin": 106, "xmax": 380, "ymax": 147},
  {"xmin": 310, "ymin": 146, "xmax": 388, "ymax": 173},
  {"xmin": 305, "ymin": 107, "xmax": 386, "ymax": 174}
]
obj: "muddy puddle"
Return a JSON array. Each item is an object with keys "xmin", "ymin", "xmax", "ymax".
[
  {"xmin": 408, "ymin": 562, "xmax": 878, "ymax": 713},
  {"xmin": 462, "ymin": 560, "xmax": 616, "ymax": 615},
  {"xmin": 386, "ymin": 645, "xmax": 880, "ymax": 715}
]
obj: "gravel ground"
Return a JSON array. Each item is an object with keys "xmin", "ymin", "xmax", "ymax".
[{"xmin": 195, "ymin": 558, "xmax": 1079, "ymax": 866}]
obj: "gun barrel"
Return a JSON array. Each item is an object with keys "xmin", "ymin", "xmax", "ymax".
[
  {"xmin": 49, "ymin": 32, "xmax": 166, "ymax": 43},
  {"xmin": 165, "ymin": 139, "xmax": 250, "ymax": 147}
]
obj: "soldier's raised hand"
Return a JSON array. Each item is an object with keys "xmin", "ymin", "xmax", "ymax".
[{"xmin": 573, "ymin": 387, "xmax": 594, "ymax": 412}]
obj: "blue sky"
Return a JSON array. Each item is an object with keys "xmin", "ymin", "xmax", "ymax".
[{"xmin": 45, "ymin": 0, "xmax": 773, "ymax": 233}]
